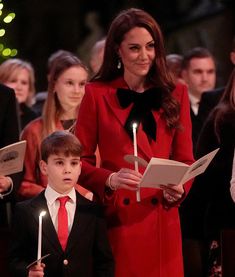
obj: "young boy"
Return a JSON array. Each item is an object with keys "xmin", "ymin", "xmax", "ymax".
[{"xmin": 9, "ymin": 131, "xmax": 114, "ymax": 277}]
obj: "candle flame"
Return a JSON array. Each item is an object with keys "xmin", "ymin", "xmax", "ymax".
[
  {"xmin": 132, "ymin": 122, "xmax": 137, "ymax": 129},
  {"xmin": 39, "ymin": 211, "xmax": 46, "ymax": 217}
]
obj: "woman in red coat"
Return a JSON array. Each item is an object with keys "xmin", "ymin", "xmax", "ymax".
[{"xmin": 76, "ymin": 8, "xmax": 194, "ymax": 277}]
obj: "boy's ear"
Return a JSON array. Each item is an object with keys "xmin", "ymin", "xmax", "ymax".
[{"xmin": 39, "ymin": 160, "xmax": 48, "ymax": 176}]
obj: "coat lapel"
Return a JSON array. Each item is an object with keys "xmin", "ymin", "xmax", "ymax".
[
  {"xmin": 103, "ymin": 78, "xmax": 160, "ymax": 160},
  {"xmin": 103, "ymin": 78, "xmax": 130, "ymax": 128}
]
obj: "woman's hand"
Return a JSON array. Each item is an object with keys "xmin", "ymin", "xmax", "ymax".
[
  {"xmin": 161, "ymin": 184, "xmax": 185, "ymax": 203},
  {"xmin": 0, "ymin": 175, "xmax": 12, "ymax": 193},
  {"xmin": 107, "ymin": 168, "xmax": 142, "ymax": 191}
]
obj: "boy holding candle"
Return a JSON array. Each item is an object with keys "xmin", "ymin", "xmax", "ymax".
[{"xmin": 8, "ymin": 131, "xmax": 114, "ymax": 277}]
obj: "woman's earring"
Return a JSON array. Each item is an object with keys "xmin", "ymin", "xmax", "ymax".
[{"xmin": 117, "ymin": 59, "xmax": 121, "ymax": 69}]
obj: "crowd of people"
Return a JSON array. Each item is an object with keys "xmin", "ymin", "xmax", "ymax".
[{"xmin": 0, "ymin": 7, "xmax": 234, "ymax": 277}]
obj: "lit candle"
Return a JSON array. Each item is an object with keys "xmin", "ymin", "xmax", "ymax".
[
  {"xmin": 132, "ymin": 123, "xmax": 138, "ymax": 171},
  {"xmin": 132, "ymin": 123, "xmax": 140, "ymax": 202},
  {"xmin": 37, "ymin": 211, "xmax": 46, "ymax": 264}
]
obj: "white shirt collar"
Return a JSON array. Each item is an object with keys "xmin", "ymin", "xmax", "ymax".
[
  {"xmin": 189, "ymin": 93, "xmax": 200, "ymax": 115},
  {"xmin": 45, "ymin": 185, "xmax": 76, "ymax": 205}
]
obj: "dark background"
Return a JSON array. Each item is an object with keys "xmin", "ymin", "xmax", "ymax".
[{"xmin": 2, "ymin": 0, "xmax": 235, "ymax": 91}]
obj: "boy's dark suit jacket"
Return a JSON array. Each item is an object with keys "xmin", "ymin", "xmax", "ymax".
[{"xmin": 9, "ymin": 190, "xmax": 114, "ymax": 277}]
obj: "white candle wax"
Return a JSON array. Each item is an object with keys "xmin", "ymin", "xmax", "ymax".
[
  {"xmin": 132, "ymin": 123, "xmax": 140, "ymax": 202},
  {"xmin": 132, "ymin": 123, "xmax": 139, "ymax": 172},
  {"xmin": 37, "ymin": 211, "xmax": 46, "ymax": 264}
]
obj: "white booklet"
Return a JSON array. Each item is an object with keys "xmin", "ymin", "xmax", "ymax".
[
  {"xmin": 0, "ymin": 140, "xmax": 27, "ymax": 176},
  {"xmin": 125, "ymin": 148, "xmax": 219, "ymax": 188}
]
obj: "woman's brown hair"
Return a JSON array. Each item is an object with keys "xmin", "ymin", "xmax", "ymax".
[
  {"xmin": 94, "ymin": 8, "xmax": 180, "ymax": 129},
  {"xmin": 42, "ymin": 54, "xmax": 88, "ymax": 138},
  {"xmin": 213, "ymin": 68, "xmax": 235, "ymax": 142}
]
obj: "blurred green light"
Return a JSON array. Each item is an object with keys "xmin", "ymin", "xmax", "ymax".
[
  {"xmin": 0, "ymin": 3, "xmax": 3, "ymax": 10},
  {"xmin": 2, "ymin": 48, "xmax": 11, "ymax": 56},
  {"xmin": 9, "ymin": 12, "xmax": 15, "ymax": 18},
  {"xmin": 4, "ymin": 13, "xmax": 16, "ymax": 23},
  {"xmin": 0, "ymin": 43, "xmax": 3, "ymax": 51},
  {"xmin": 0, "ymin": 29, "xmax": 5, "ymax": 36},
  {"xmin": 0, "ymin": 10, "xmax": 2, "ymax": 16},
  {"xmin": 10, "ymin": 49, "xmax": 17, "ymax": 56}
]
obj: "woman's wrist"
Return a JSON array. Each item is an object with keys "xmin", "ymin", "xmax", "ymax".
[
  {"xmin": 0, "ymin": 177, "xmax": 13, "ymax": 199},
  {"xmin": 6, "ymin": 177, "xmax": 13, "ymax": 189},
  {"xmin": 106, "ymin": 173, "xmax": 117, "ymax": 190}
]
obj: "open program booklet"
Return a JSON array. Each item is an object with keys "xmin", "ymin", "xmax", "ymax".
[
  {"xmin": 125, "ymin": 148, "xmax": 219, "ymax": 188},
  {"xmin": 0, "ymin": 140, "xmax": 27, "ymax": 176}
]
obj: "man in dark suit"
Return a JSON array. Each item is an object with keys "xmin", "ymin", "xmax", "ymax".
[
  {"xmin": 0, "ymin": 83, "xmax": 21, "ymax": 277},
  {"xmin": 197, "ymin": 87, "xmax": 224, "ymax": 125},
  {"xmin": 0, "ymin": 84, "xmax": 19, "ymax": 150},
  {"xmin": 9, "ymin": 131, "xmax": 114, "ymax": 277},
  {"xmin": 196, "ymin": 38, "xmax": 235, "ymax": 140},
  {"xmin": 181, "ymin": 47, "xmax": 217, "ymax": 153},
  {"xmin": 180, "ymin": 41, "xmax": 235, "ymax": 277},
  {"xmin": 0, "ymin": 84, "xmax": 21, "ymax": 225},
  {"xmin": 180, "ymin": 48, "xmax": 217, "ymax": 277}
]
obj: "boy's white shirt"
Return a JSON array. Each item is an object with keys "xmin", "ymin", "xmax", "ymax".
[{"xmin": 45, "ymin": 185, "xmax": 76, "ymax": 233}]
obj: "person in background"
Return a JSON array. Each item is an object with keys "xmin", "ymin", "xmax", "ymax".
[
  {"xmin": 181, "ymin": 47, "xmax": 216, "ymax": 151},
  {"xmin": 180, "ymin": 46, "xmax": 217, "ymax": 277},
  {"xmin": 19, "ymin": 53, "xmax": 91, "ymax": 200},
  {"xmin": 32, "ymin": 50, "xmax": 72, "ymax": 117},
  {"xmin": 75, "ymin": 8, "xmax": 194, "ymax": 277},
  {"xmin": 180, "ymin": 41, "xmax": 235, "ymax": 277},
  {"xmin": 187, "ymin": 68, "xmax": 235, "ymax": 276},
  {"xmin": 0, "ymin": 84, "xmax": 21, "ymax": 277},
  {"xmin": 166, "ymin": 53, "xmax": 185, "ymax": 84},
  {"xmin": 9, "ymin": 130, "xmax": 114, "ymax": 277},
  {"xmin": 89, "ymin": 38, "xmax": 106, "ymax": 75},
  {"xmin": 0, "ymin": 59, "xmax": 37, "ymax": 130},
  {"xmin": 0, "ymin": 84, "xmax": 20, "ymax": 223},
  {"xmin": 197, "ymin": 36, "xmax": 235, "ymax": 125}
]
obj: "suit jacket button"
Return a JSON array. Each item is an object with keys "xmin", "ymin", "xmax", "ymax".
[
  {"xmin": 123, "ymin": 198, "xmax": 130, "ymax": 205},
  {"xmin": 151, "ymin": 197, "xmax": 158, "ymax": 205},
  {"xmin": 63, "ymin": 259, "xmax": 69, "ymax": 265}
]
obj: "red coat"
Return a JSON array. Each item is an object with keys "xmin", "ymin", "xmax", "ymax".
[{"xmin": 76, "ymin": 77, "xmax": 194, "ymax": 277}]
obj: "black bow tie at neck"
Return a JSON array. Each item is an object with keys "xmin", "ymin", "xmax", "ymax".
[{"xmin": 116, "ymin": 87, "xmax": 162, "ymax": 141}]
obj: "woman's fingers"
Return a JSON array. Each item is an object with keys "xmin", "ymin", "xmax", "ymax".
[
  {"xmin": 161, "ymin": 184, "xmax": 185, "ymax": 202},
  {"xmin": 110, "ymin": 168, "xmax": 142, "ymax": 191}
]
